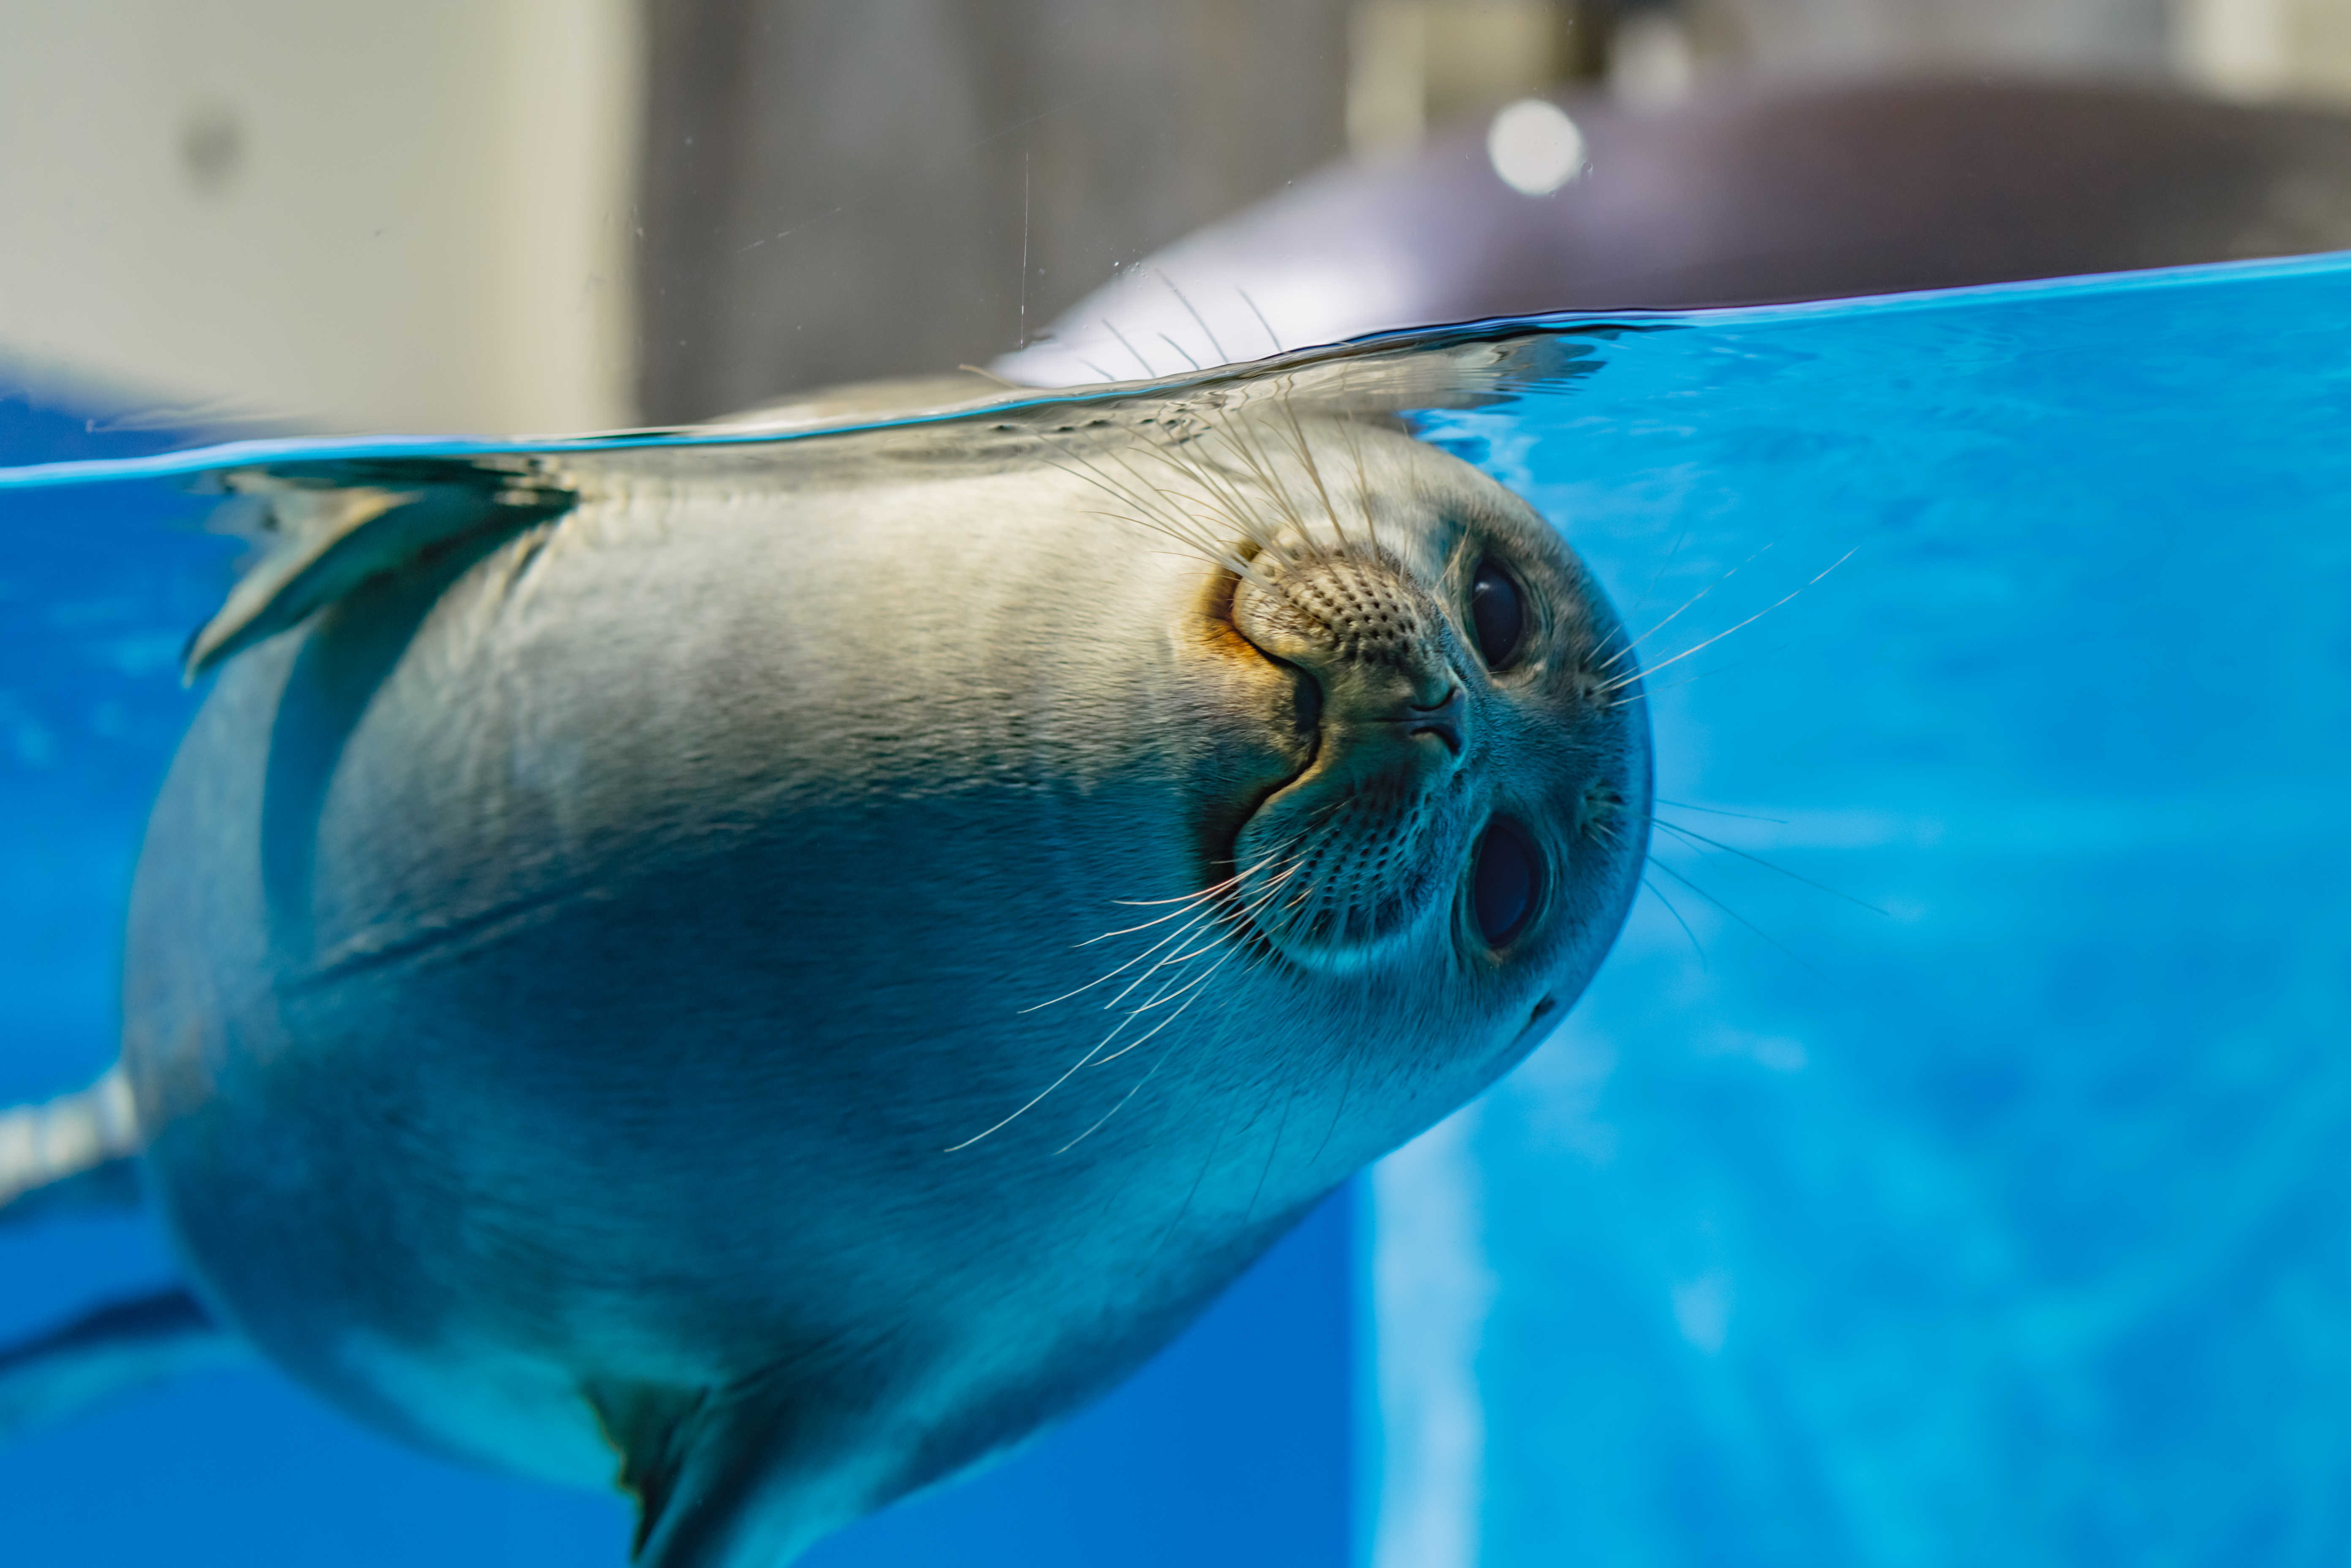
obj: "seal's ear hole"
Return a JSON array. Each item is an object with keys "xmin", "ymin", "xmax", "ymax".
[
  {"xmin": 1469, "ymin": 559, "xmax": 1527, "ymax": 672},
  {"xmin": 1471, "ymin": 818, "xmax": 1541, "ymax": 949}
]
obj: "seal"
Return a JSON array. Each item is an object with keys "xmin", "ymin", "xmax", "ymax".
[{"xmin": 1, "ymin": 359, "xmax": 1650, "ymax": 1567}]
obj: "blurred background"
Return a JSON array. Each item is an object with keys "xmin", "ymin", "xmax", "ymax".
[
  {"xmin": 5, "ymin": 0, "xmax": 2351, "ymax": 432},
  {"xmin": 3, "ymin": 3, "xmax": 2351, "ymax": 1567}
]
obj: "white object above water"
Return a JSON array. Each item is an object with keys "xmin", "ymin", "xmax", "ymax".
[{"xmin": 1485, "ymin": 99, "xmax": 1586, "ymax": 196}]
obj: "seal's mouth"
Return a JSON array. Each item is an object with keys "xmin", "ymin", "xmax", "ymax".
[
  {"xmin": 1216, "ymin": 552, "xmax": 1470, "ymax": 966},
  {"xmin": 1184, "ymin": 566, "xmax": 1324, "ymax": 895},
  {"xmin": 1217, "ymin": 612, "xmax": 1322, "ymax": 855}
]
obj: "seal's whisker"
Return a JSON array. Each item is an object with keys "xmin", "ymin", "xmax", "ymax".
[
  {"xmin": 1270, "ymin": 384, "xmax": 1362, "ymax": 551},
  {"xmin": 1641, "ymin": 872, "xmax": 1707, "ymax": 964},
  {"xmin": 1600, "ymin": 549, "xmax": 1856, "ymax": 693},
  {"xmin": 1242, "ymin": 1080, "xmax": 1300, "ymax": 1226},
  {"xmin": 1162, "ymin": 275, "xmax": 1230, "ymax": 364},
  {"xmin": 1091, "ymin": 855, "xmax": 1276, "ymax": 924},
  {"xmin": 1089, "ymin": 934, "xmax": 1264, "ymax": 1076},
  {"xmin": 1049, "ymin": 432, "xmax": 1246, "ymax": 568},
  {"xmin": 1102, "ymin": 440, "xmax": 1267, "ymax": 565},
  {"xmin": 1076, "ymin": 507, "xmax": 1243, "ymax": 574},
  {"xmin": 1218, "ymin": 406, "xmax": 1341, "ymax": 564},
  {"xmin": 1166, "ymin": 428, "xmax": 1284, "ymax": 559},
  {"xmin": 1124, "ymin": 868, "xmax": 1303, "ymax": 1003},
  {"xmin": 1630, "ymin": 527, "xmax": 1693, "ymax": 622},
  {"xmin": 1146, "ymin": 429, "xmax": 1302, "ymax": 573},
  {"xmin": 1655, "ymin": 798, "xmax": 1788, "ymax": 824},
  {"xmin": 1079, "ymin": 505, "xmax": 1245, "ymax": 574},
  {"xmin": 1067, "ymin": 476, "xmax": 1224, "ymax": 548},
  {"xmin": 1054, "ymin": 1053, "xmax": 1173, "ymax": 1154},
  {"xmin": 1068, "ymin": 427, "xmax": 1220, "ymax": 542},
  {"xmin": 951, "ymin": 910, "xmax": 1233, "ymax": 1150},
  {"xmin": 1101, "ymin": 478, "xmax": 1256, "ymax": 556},
  {"xmin": 1048, "ymin": 439, "xmax": 1241, "ymax": 568},
  {"xmin": 1107, "ymin": 889, "xmax": 1229, "ymax": 910},
  {"xmin": 1650, "ymin": 818, "xmax": 1888, "ymax": 914},
  {"xmin": 1305, "ymin": 1045, "xmax": 1362, "ymax": 1171},
  {"xmin": 1237, "ymin": 286, "xmax": 1282, "ymax": 357},
  {"xmin": 1140, "ymin": 1091, "xmax": 1240, "ymax": 1271},
  {"xmin": 1200, "ymin": 406, "xmax": 1315, "ymax": 550},
  {"xmin": 1599, "ymin": 539, "xmax": 1779, "ymax": 672},
  {"xmin": 1088, "ymin": 861, "xmax": 1299, "ymax": 1022},
  {"xmin": 1096, "ymin": 904, "xmax": 1237, "ymax": 1013},
  {"xmin": 1252, "ymin": 400, "xmax": 1337, "ymax": 549},
  {"xmin": 1102, "ymin": 954, "xmax": 1228, "ymax": 1037},
  {"xmin": 1164, "ymin": 868, "xmax": 1300, "ymax": 962},
  {"xmin": 1091, "ymin": 944, "xmax": 1251, "ymax": 1063},
  {"xmin": 1103, "ymin": 319, "xmax": 1156, "ymax": 378},
  {"xmin": 1602, "ymin": 639, "xmax": 1798, "ymax": 707},
  {"xmin": 941, "ymin": 1029, "xmax": 1127, "ymax": 1152},
  {"xmin": 1644, "ymin": 855, "xmax": 1825, "ymax": 978},
  {"xmin": 1021, "ymin": 901, "xmax": 1226, "ymax": 1014},
  {"xmin": 1052, "ymin": 993, "xmax": 1209, "ymax": 1155},
  {"xmin": 1149, "ymin": 923, "xmax": 1250, "ymax": 972},
  {"xmin": 1076, "ymin": 890, "xmax": 1230, "ymax": 944},
  {"xmin": 1339, "ymin": 411, "xmax": 1381, "ymax": 550},
  {"xmin": 978, "ymin": 844, "xmax": 1297, "ymax": 1153}
]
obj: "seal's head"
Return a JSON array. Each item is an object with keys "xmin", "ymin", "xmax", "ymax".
[{"xmin": 1091, "ymin": 399, "xmax": 1652, "ymax": 1148}]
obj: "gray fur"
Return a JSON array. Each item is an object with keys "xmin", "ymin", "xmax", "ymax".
[{"xmin": 9, "ymin": 389, "xmax": 1648, "ymax": 1566}]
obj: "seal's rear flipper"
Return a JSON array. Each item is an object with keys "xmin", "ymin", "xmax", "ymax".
[
  {"xmin": 0, "ymin": 1066, "xmax": 144, "ymax": 1228},
  {"xmin": 0, "ymin": 1288, "xmax": 248, "ymax": 1443},
  {"xmin": 590, "ymin": 1378, "xmax": 877, "ymax": 1568}
]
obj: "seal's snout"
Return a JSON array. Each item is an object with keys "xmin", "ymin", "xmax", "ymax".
[
  {"xmin": 1230, "ymin": 546, "xmax": 1438, "ymax": 675},
  {"xmin": 1228, "ymin": 547, "xmax": 1469, "ymax": 967},
  {"xmin": 1229, "ymin": 546, "xmax": 1462, "ymax": 742},
  {"xmin": 1231, "ymin": 547, "xmax": 1468, "ymax": 789}
]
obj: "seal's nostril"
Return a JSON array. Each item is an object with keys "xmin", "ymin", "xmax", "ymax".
[
  {"xmin": 1410, "ymin": 717, "xmax": 1463, "ymax": 755},
  {"xmin": 1404, "ymin": 687, "xmax": 1466, "ymax": 755},
  {"xmin": 1407, "ymin": 683, "xmax": 1462, "ymax": 716}
]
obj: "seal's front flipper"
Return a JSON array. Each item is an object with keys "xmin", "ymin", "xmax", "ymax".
[
  {"xmin": 182, "ymin": 459, "xmax": 577, "ymax": 680},
  {"xmin": 0, "ymin": 1288, "xmax": 248, "ymax": 1442},
  {"xmin": 0, "ymin": 1066, "xmax": 143, "ymax": 1228}
]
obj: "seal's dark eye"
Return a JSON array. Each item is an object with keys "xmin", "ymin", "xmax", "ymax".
[
  {"xmin": 1470, "ymin": 819, "xmax": 1540, "ymax": 948},
  {"xmin": 1470, "ymin": 559, "xmax": 1527, "ymax": 671}
]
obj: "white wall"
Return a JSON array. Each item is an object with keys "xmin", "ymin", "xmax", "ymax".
[
  {"xmin": 2174, "ymin": 0, "xmax": 2351, "ymax": 101},
  {"xmin": 0, "ymin": 0, "xmax": 639, "ymax": 435}
]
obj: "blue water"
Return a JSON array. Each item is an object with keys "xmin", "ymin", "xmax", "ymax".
[
  {"xmin": 1371, "ymin": 253, "xmax": 2351, "ymax": 1568},
  {"xmin": 3, "ymin": 251, "xmax": 2347, "ymax": 1564}
]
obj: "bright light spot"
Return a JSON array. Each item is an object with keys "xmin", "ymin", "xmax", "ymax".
[{"xmin": 1486, "ymin": 98, "xmax": 1585, "ymax": 196}]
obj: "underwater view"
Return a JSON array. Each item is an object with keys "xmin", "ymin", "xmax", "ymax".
[{"xmin": 3, "ymin": 247, "xmax": 2348, "ymax": 1568}]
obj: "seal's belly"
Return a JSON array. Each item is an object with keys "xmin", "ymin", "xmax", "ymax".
[
  {"xmin": 120, "ymin": 554, "xmax": 1279, "ymax": 1484},
  {"xmin": 333, "ymin": 1328, "xmax": 620, "ymax": 1486}
]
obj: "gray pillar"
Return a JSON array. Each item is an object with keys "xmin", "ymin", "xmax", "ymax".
[{"xmin": 636, "ymin": 0, "xmax": 1354, "ymax": 422}]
